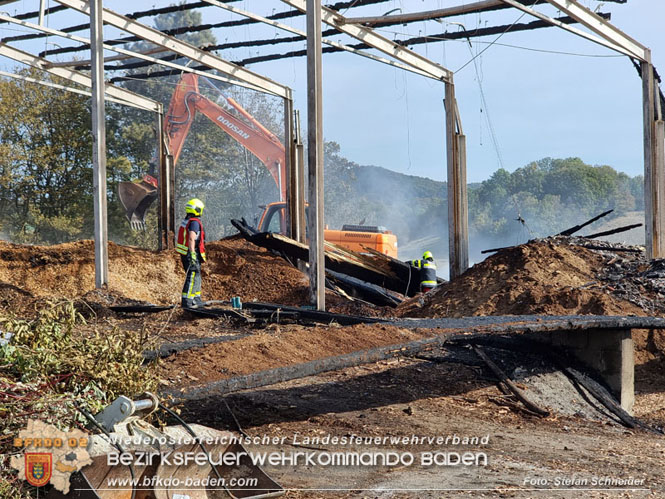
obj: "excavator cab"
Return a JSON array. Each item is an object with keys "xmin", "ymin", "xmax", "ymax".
[{"xmin": 257, "ymin": 202, "xmax": 289, "ymax": 233}]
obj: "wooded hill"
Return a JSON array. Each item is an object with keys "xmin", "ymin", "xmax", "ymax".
[{"xmin": 323, "ymin": 149, "xmax": 645, "ymax": 258}]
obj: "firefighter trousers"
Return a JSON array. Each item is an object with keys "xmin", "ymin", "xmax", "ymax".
[{"xmin": 181, "ymin": 254, "xmax": 202, "ymax": 304}]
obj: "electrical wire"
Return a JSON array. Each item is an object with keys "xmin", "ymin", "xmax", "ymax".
[
  {"xmin": 454, "ymin": 0, "xmax": 539, "ymax": 74},
  {"xmin": 376, "ymin": 28, "xmax": 624, "ymax": 58},
  {"xmin": 461, "ymin": 26, "xmax": 505, "ymax": 170}
]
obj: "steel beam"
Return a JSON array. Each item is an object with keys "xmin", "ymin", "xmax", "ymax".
[
  {"xmin": 307, "ymin": 0, "xmax": 325, "ymax": 310},
  {"xmin": 643, "ymin": 57, "xmax": 665, "ymax": 259},
  {"xmin": 343, "ymin": 0, "xmax": 507, "ymax": 25},
  {"xmin": 499, "ymin": 0, "xmax": 634, "ymax": 58},
  {"xmin": 90, "ymin": 0, "xmax": 107, "ymax": 288},
  {"xmin": 542, "ymin": 0, "xmax": 647, "ymax": 61},
  {"xmin": 0, "ymin": 43, "xmax": 160, "ymax": 113},
  {"xmin": 0, "ymin": 11, "xmax": 269, "ymax": 95},
  {"xmin": 38, "ymin": 0, "xmax": 46, "ymax": 25},
  {"xmin": 446, "ymin": 80, "xmax": 469, "ymax": 280},
  {"xmin": 0, "ymin": 69, "xmax": 147, "ymax": 109},
  {"xmin": 289, "ymin": 110, "xmax": 306, "ymax": 243},
  {"xmin": 54, "ymin": 0, "xmax": 290, "ymax": 98},
  {"xmin": 284, "ymin": 93, "xmax": 296, "ymax": 238},
  {"xmin": 203, "ymin": 0, "xmax": 434, "ymax": 79},
  {"xmin": 281, "ymin": 0, "xmax": 452, "ymax": 82}
]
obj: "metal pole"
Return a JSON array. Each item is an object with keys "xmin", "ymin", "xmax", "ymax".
[
  {"xmin": 90, "ymin": 0, "xmax": 108, "ymax": 288},
  {"xmin": 157, "ymin": 111, "xmax": 169, "ymax": 250},
  {"xmin": 38, "ymin": 0, "xmax": 46, "ymax": 25},
  {"xmin": 295, "ymin": 110, "xmax": 306, "ymax": 243},
  {"xmin": 642, "ymin": 55, "xmax": 664, "ymax": 259},
  {"xmin": 307, "ymin": 0, "xmax": 325, "ymax": 309},
  {"xmin": 445, "ymin": 79, "xmax": 468, "ymax": 279},
  {"xmin": 284, "ymin": 90, "xmax": 295, "ymax": 236}
]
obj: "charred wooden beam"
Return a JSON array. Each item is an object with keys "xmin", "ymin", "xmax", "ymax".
[
  {"xmin": 326, "ymin": 270, "xmax": 402, "ymax": 307},
  {"xmin": 577, "ymin": 244, "xmax": 643, "ymax": 253},
  {"xmin": 108, "ymin": 13, "xmax": 611, "ymax": 82},
  {"xmin": 481, "ymin": 244, "xmax": 515, "ymax": 255},
  {"xmin": 558, "ymin": 209, "xmax": 613, "ymax": 236},
  {"xmin": 583, "ymin": 223, "xmax": 643, "ymax": 239},
  {"xmin": 472, "ymin": 344, "xmax": 549, "ymax": 417},
  {"xmin": 187, "ymin": 301, "xmax": 385, "ymax": 326},
  {"xmin": 166, "ymin": 332, "xmax": 458, "ymax": 401}
]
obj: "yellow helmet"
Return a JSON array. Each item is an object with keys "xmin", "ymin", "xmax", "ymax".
[
  {"xmin": 422, "ymin": 251, "xmax": 433, "ymax": 261},
  {"xmin": 185, "ymin": 198, "xmax": 204, "ymax": 217}
]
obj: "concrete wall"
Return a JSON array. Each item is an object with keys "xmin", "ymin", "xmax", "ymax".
[{"xmin": 533, "ymin": 328, "xmax": 634, "ymax": 414}]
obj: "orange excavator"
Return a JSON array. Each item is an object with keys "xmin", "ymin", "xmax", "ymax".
[{"xmin": 118, "ymin": 74, "xmax": 398, "ymax": 257}]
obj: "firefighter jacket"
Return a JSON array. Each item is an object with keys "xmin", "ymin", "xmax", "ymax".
[
  {"xmin": 409, "ymin": 259, "xmax": 437, "ymax": 289},
  {"xmin": 175, "ymin": 216, "xmax": 207, "ymax": 261}
]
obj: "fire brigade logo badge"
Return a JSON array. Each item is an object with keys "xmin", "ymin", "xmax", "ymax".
[{"xmin": 25, "ymin": 453, "xmax": 52, "ymax": 487}]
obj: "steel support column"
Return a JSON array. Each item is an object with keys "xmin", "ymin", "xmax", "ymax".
[
  {"xmin": 643, "ymin": 56, "xmax": 665, "ymax": 258},
  {"xmin": 445, "ymin": 80, "xmax": 469, "ymax": 279},
  {"xmin": 284, "ymin": 90, "xmax": 294, "ymax": 234},
  {"xmin": 157, "ymin": 112, "xmax": 174, "ymax": 250},
  {"xmin": 296, "ymin": 112, "xmax": 306, "ymax": 244},
  {"xmin": 307, "ymin": 0, "xmax": 325, "ymax": 309},
  {"xmin": 90, "ymin": 0, "xmax": 107, "ymax": 288},
  {"xmin": 288, "ymin": 108, "xmax": 306, "ymax": 243}
]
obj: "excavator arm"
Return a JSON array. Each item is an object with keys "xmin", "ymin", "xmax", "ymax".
[{"xmin": 119, "ymin": 73, "xmax": 286, "ymax": 227}]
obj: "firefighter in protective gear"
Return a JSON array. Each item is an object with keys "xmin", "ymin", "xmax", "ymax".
[
  {"xmin": 408, "ymin": 250, "xmax": 438, "ymax": 293},
  {"xmin": 175, "ymin": 198, "xmax": 207, "ymax": 308}
]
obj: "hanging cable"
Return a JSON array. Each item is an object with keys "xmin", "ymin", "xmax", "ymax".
[{"xmin": 454, "ymin": 0, "xmax": 540, "ymax": 74}]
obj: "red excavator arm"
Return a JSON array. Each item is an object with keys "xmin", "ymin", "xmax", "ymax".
[{"xmin": 118, "ymin": 73, "xmax": 286, "ymax": 228}]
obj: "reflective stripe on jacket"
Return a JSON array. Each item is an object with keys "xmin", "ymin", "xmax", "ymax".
[
  {"xmin": 409, "ymin": 259, "xmax": 437, "ymax": 288},
  {"xmin": 175, "ymin": 217, "xmax": 206, "ymax": 261},
  {"xmin": 420, "ymin": 260, "xmax": 437, "ymax": 287}
]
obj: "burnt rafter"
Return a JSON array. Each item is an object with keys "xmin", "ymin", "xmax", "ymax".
[
  {"xmin": 106, "ymin": 12, "xmax": 609, "ymax": 82},
  {"xmin": 31, "ymin": 0, "xmax": 392, "ymax": 58}
]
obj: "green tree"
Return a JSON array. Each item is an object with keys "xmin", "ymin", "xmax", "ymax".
[{"xmin": 0, "ymin": 69, "xmax": 93, "ymax": 243}]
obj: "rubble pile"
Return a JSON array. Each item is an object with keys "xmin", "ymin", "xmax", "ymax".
[
  {"xmin": 594, "ymin": 254, "xmax": 665, "ymax": 315},
  {"xmin": 398, "ymin": 237, "xmax": 649, "ymax": 318}
]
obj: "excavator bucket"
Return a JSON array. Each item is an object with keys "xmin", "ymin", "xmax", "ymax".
[{"xmin": 118, "ymin": 175, "xmax": 159, "ymax": 230}]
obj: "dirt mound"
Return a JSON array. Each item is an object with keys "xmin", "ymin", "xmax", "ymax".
[
  {"xmin": 159, "ymin": 323, "xmax": 433, "ymax": 388},
  {"xmin": 398, "ymin": 239, "xmax": 646, "ymax": 318},
  {"xmin": 0, "ymin": 236, "xmax": 310, "ymax": 306}
]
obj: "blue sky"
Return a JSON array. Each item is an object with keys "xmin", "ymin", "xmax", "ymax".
[
  {"xmin": 253, "ymin": 0, "xmax": 664, "ymax": 182},
  {"xmin": 0, "ymin": 0, "xmax": 661, "ymax": 183}
]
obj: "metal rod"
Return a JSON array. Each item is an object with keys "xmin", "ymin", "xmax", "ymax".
[
  {"xmin": 446, "ymin": 80, "xmax": 469, "ymax": 279},
  {"xmin": 295, "ymin": 110, "xmax": 306, "ymax": 243},
  {"xmin": 307, "ymin": 0, "xmax": 325, "ymax": 310},
  {"xmin": 285, "ymin": 91, "xmax": 296, "ymax": 239},
  {"xmin": 157, "ymin": 111, "xmax": 169, "ymax": 250},
  {"xmin": 90, "ymin": 0, "xmax": 108, "ymax": 289},
  {"xmin": 643, "ymin": 57, "xmax": 662, "ymax": 259},
  {"xmin": 343, "ymin": 0, "xmax": 508, "ymax": 25},
  {"xmin": 38, "ymin": 0, "xmax": 46, "ymax": 25}
]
